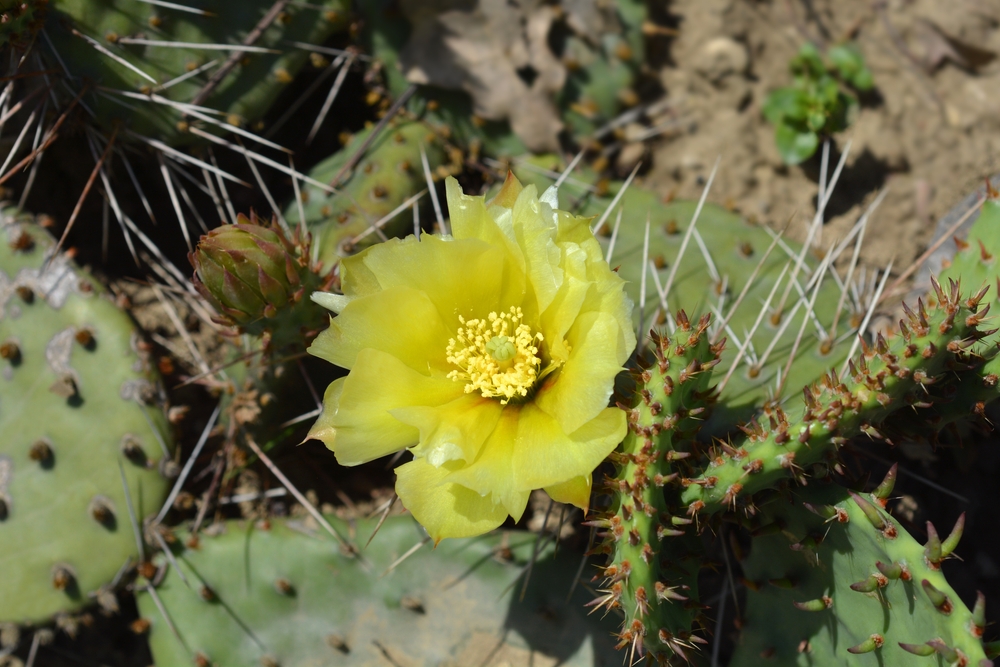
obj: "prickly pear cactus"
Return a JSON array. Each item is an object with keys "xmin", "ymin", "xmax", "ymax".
[
  {"xmin": 734, "ymin": 481, "xmax": 990, "ymax": 666},
  {"xmin": 294, "ymin": 118, "xmax": 449, "ymax": 268},
  {"xmin": 138, "ymin": 515, "xmax": 619, "ymax": 666},
  {"xmin": 359, "ymin": 0, "xmax": 647, "ymax": 151},
  {"xmin": 678, "ymin": 184, "xmax": 1000, "ymax": 518},
  {"xmin": 557, "ymin": 0, "xmax": 646, "ymax": 139},
  {"xmin": 589, "ymin": 314, "xmax": 720, "ymax": 662},
  {"xmin": 40, "ymin": 0, "xmax": 350, "ymax": 141},
  {"xmin": 0, "ymin": 207, "xmax": 173, "ymax": 624},
  {"xmin": 589, "ymin": 181, "xmax": 1000, "ymax": 664}
]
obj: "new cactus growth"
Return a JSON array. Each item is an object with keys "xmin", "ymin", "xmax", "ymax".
[
  {"xmin": 679, "ymin": 275, "xmax": 997, "ymax": 517},
  {"xmin": 137, "ymin": 515, "xmax": 620, "ymax": 666},
  {"xmin": 0, "ymin": 207, "xmax": 173, "ymax": 624}
]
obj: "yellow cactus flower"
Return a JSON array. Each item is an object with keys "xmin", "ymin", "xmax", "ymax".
[{"xmin": 307, "ymin": 174, "xmax": 635, "ymax": 542}]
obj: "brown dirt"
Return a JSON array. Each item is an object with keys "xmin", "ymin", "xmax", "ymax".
[{"xmin": 644, "ymin": 0, "xmax": 1000, "ymax": 276}]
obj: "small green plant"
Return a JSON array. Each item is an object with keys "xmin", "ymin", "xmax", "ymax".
[{"xmin": 763, "ymin": 42, "xmax": 874, "ymax": 164}]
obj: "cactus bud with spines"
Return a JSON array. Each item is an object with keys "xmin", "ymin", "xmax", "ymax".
[{"xmin": 191, "ymin": 213, "xmax": 332, "ymax": 349}]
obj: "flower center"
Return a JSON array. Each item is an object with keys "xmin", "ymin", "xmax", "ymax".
[{"xmin": 446, "ymin": 307, "xmax": 543, "ymax": 404}]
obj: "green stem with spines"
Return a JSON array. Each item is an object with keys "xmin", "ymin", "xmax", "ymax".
[
  {"xmin": 681, "ymin": 277, "xmax": 998, "ymax": 517},
  {"xmin": 591, "ymin": 313, "xmax": 721, "ymax": 662}
]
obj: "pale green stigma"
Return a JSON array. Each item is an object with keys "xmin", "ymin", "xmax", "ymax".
[{"xmin": 485, "ymin": 335, "xmax": 516, "ymax": 362}]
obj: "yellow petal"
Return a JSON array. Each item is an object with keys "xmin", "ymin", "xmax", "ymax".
[
  {"xmin": 545, "ymin": 475, "xmax": 592, "ymax": 513},
  {"xmin": 553, "ymin": 208, "xmax": 636, "ymax": 357},
  {"xmin": 307, "ymin": 349, "xmax": 462, "ymax": 466},
  {"xmin": 307, "ymin": 285, "xmax": 452, "ymax": 373},
  {"xmin": 339, "ymin": 247, "xmax": 383, "ymax": 298},
  {"xmin": 511, "ymin": 403, "xmax": 624, "ymax": 491},
  {"xmin": 535, "ymin": 311, "xmax": 625, "ymax": 434},
  {"xmin": 391, "ymin": 394, "xmax": 503, "ymax": 467},
  {"xmin": 395, "ymin": 458, "xmax": 509, "ymax": 543},
  {"xmin": 488, "ymin": 171, "xmax": 523, "ymax": 209},
  {"xmin": 306, "ymin": 376, "xmax": 344, "ymax": 445},
  {"xmin": 554, "ymin": 208, "xmax": 600, "ymax": 247},
  {"xmin": 358, "ymin": 233, "xmax": 520, "ymax": 324},
  {"xmin": 442, "ymin": 407, "xmax": 530, "ymax": 520},
  {"xmin": 446, "ymin": 178, "xmax": 525, "ymax": 281},
  {"xmin": 512, "ymin": 184, "xmax": 563, "ymax": 316},
  {"xmin": 536, "ymin": 242, "xmax": 590, "ymax": 363},
  {"xmin": 579, "ymin": 264, "xmax": 636, "ymax": 362}
]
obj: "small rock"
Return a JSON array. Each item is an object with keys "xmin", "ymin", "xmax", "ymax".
[{"xmin": 693, "ymin": 37, "xmax": 748, "ymax": 84}]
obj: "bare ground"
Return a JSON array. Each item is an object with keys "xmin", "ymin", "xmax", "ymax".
[{"xmin": 645, "ymin": 0, "xmax": 1000, "ymax": 275}]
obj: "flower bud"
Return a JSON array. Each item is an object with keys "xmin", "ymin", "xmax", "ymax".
[{"xmin": 191, "ymin": 214, "xmax": 305, "ymax": 335}]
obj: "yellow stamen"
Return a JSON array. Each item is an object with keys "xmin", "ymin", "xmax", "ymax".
[{"xmin": 446, "ymin": 307, "xmax": 543, "ymax": 404}]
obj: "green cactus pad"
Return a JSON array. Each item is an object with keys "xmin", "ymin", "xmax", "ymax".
[
  {"xmin": 557, "ymin": 0, "xmax": 645, "ymax": 139},
  {"xmin": 41, "ymin": 0, "xmax": 350, "ymax": 142},
  {"xmin": 0, "ymin": 208, "xmax": 173, "ymax": 624},
  {"xmin": 938, "ymin": 196, "xmax": 1000, "ymax": 300},
  {"xmin": 138, "ymin": 515, "xmax": 619, "ymax": 666},
  {"xmin": 294, "ymin": 118, "xmax": 447, "ymax": 269},
  {"xmin": 734, "ymin": 482, "xmax": 990, "ymax": 666}
]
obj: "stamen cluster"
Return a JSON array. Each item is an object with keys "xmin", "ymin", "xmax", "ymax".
[{"xmin": 446, "ymin": 307, "xmax": 543, "ymax": 404}]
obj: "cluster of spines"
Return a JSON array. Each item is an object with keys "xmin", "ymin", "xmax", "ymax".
[
  {"xmin": 589, "ymin": 312, "xmax": 722, "ymax": 663},
  {"xmin": 680, "ymin": 277, "xmax": 998, "ymax": 516}
]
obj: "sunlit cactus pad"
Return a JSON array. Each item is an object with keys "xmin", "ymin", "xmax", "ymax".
[
  {"xmin": 734, "ymin": 482, "xmax": 989, "ymax": 666},
  {"xmin": 138, "ymin": 515, "xmax": 618, "ymax": 666},
  {"xmin": 0, "ymin": 207, "xmax": 172, "ymax": 623}
]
